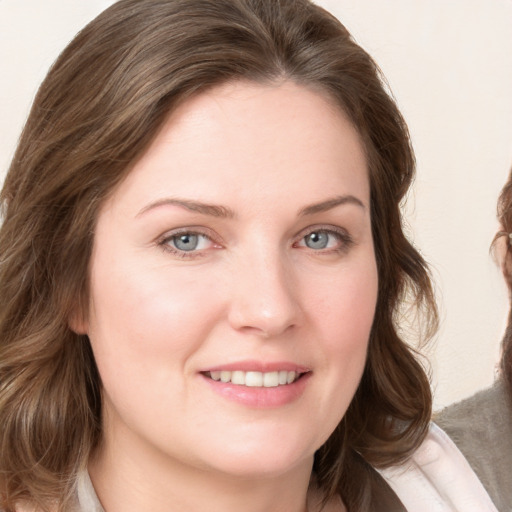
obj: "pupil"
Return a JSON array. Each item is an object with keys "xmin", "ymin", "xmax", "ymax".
[
  {"xmin": 175, "ymin": 234, "xmax": 198, "ymax": 251},
  {"xmin": 306, "ymin": 232, "xmax": 328, "ymax": 249}
]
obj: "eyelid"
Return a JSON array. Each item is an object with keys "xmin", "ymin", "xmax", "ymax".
[
  {"xmin": 293, "ymin": 225, "xmax": 354, "ymax": 251},
  {"xmin": 156, "ymin": 226, "xmax": 223, "ymax": 257}
]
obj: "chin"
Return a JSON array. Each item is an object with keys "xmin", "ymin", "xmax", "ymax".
[
  {"xmin": 191, "ymin": 429, "xmax": 320, "ymax": 479},
  {"xmin": 208, "ymin": 453, "xmax": 312, "ymax": 480}
]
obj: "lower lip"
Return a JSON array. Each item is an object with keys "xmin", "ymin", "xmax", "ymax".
[{"xmin": 201, "ymin": 373, "xmax": 311, "ymax": 408}]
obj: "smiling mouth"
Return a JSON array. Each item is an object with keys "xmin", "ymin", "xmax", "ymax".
[{"xmin": 202, "ymin": 370, "xmax": 306, "ymax": 388}]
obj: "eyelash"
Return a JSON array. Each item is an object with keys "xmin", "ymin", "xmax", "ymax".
[
  {"xmin": 157, "ymin": 228, "xmax": 219, "ymax": 259},
  {"xmin": 157, "ymin": 225, "xmax": 354, "ymax": 259},
  {"xmin": 294, "ymin": 226, "xmax": 354, "ymax": 254}
]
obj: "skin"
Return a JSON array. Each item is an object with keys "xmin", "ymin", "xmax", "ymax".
[{"xmin": 76, "ymin": 80, "xmax": 378, "ymax": 512}]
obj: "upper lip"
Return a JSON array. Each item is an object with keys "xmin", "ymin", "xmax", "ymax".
[{"xmin": 200, "ymin": 361, "xmax": 311, "ymax": 373}]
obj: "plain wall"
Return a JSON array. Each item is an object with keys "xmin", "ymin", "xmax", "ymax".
[{"xmin": 1, "ymin": 0, "xmax": 512, "ymax": 410}]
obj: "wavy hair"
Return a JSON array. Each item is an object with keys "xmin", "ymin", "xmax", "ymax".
[
  {"xmin": 493, "ymin": 167, "xmax": 512, "ymax": 393},
  {"xmin": 0, "ymin": 1, "xmax": 437, "ymax": 510}
]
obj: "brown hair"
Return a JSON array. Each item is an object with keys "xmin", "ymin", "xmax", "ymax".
[
  {"xmin": 493, "ymin": 167, "xmax": 512, "ymax": 392},
  {"xmin": 0, "ymin": 0, "xmax": 437, "ymax": 510}
]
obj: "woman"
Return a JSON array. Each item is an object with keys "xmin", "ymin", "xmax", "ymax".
[
  {"xmin": 0, "ymin": 0, "xmax": 496, "ymax": 510},
  {"xmin": 437, "ymin": 168, "xmax": 512, "ymax": 511}
]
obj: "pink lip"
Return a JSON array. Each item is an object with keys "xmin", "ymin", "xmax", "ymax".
[
  {"xmin": 201, "ymin": 360, "xmax": 310, "ymax": 373},
  {"xmin": 199, "ymin": 361, "xmax": 312, "ymax": 409}
]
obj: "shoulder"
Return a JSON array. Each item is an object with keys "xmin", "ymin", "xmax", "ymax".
[
  {"xmin": 436, "ymin": 380, "xmax": 511, "ymax": 433},
  {"xmin": 435, "ymin": 380, "xmax": 512, "ymax": 511},
  {"xmin": 307, "ymin": 480, "xmax": 346, "ymax": 512},
  {"xmin": 378, "ymin": 423, "xmax": 498, "ymax": 512}
]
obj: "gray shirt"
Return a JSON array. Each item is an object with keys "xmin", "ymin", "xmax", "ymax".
[{"xmin": 436, "ymin": 380, "xmax": 512, "ymax": 512}]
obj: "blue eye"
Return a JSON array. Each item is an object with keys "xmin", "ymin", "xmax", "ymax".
[
  {"xmin": 304, "ymin": 231, "xmax": 330, "ymax": 250},
  {"xmin": 173, "ymin": 233, "xmax": 200, "ymax": 251},
  {"xmin": 160, "ymin": 231, "xmax": 215, "ymax": 255},
  {"xmin": 296, "ymin": 228, "xmax": 352, "ymax": 253}
]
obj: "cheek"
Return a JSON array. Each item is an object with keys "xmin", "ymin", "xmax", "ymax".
[
  {"xmin": 312, "ymin": 258, "xmax": 378, "ymax": 350},
  {"xmin": 296, "ymin": 258, "xmax": 377, "ymax": 448},
  {"xmin": 86, "ymin": 259, "xmax": 222, "ymax": 377},
  {"xmin": 311, "ymin": 257, "xmax": 377, "ymax": 388}
]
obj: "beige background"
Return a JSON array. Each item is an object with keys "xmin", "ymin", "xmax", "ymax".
[{"xmin": 1, "ymin": 0, "xmax": 511, "ymax": 409}]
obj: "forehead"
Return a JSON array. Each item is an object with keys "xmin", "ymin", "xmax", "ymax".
[{"xmin": 104, "ymin": 80, "xmax": 369, "ymax": 214}]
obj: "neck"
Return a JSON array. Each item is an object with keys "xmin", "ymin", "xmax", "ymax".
[{"xmin": 88, "ymin": 427, "xmax": 315, "ymax": 512}]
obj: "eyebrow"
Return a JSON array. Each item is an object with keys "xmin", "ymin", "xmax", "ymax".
[
  {"xmin": 137, "ymin": 198, "xmax": 236, "ymax": 218},
  {"xmin": 137, "ymin": 194, "xmax": 365, "ymax": 219},
  {"xmin": 298, "ymin": 195, "xmax": 366, "ymax": 216}
]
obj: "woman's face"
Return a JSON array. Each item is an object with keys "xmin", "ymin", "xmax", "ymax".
[{"xmin": 81, "ymin": 81, "xmax": 378, "ymax": 479}]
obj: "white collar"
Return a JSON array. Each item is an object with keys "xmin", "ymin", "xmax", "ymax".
[{"xmin": 76, "ymin": 470, "xmax": 105, "ymax": 512}]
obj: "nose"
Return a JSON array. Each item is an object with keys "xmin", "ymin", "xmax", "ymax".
[{"xmin": 227, "ymin": 248, "xmax": 301, "ymax": 338}]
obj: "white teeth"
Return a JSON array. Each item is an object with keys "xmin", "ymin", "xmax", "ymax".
[
  {"xmin": 231, "ymin": 371, "xmax": 245, "ymax": 385},
  {"xmin": 245, "ymin": 371, "xmax": 263, "ymax": 387},
  {"xmin": 263, "ymin": 371, "xmax": 279, "ymax": 387},
  {"xmin": 207, "ymin": 370, "xmax": 302, "ymax": 387}
]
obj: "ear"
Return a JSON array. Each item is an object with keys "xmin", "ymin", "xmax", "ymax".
[
  {"xmin": 495, "ymin": 233, "xmax": 512, "ymax": 294},
  {"xmin": 68, "ymin": 302, "xmax": 89, "ymax": 335}
]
